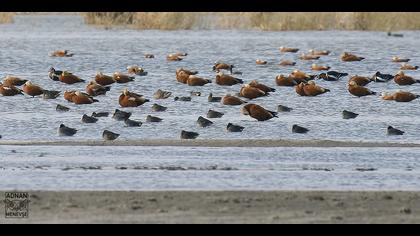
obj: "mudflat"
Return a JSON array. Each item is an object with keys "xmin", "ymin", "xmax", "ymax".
[{"xmin": 1, "ymin": 191, "xmax": 419, "ymax": 223}]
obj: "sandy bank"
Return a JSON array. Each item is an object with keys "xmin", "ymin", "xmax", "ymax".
[{"xmin": 1, "ymin": 191, "xmax": 419, "ymax": 224}]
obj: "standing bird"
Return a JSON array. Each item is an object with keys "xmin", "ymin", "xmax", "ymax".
[
  {"xmin": 59, "ymin": 71, "xmax": 85, "ymax": 84},
  {"xmin": 241, "ymin": 104, "xmax": 278, "ymax": 121},
  {"xmin": 119, "ymin": 89, "xmax": 149, "ymax": 107},
  {"xmin": 348, "ymin": 81, "xmax": 376, "ymax": 97}
]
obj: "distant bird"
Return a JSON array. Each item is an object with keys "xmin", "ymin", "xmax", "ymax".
[
  {"xmin": 317, "ymin": 73, "xmax": 340, "ymax": 81},
  {"xmin": 387, "ymin": 126, "xmax": 405, "ymax": 136},
  {"xmin": 82, "ymin": 114, "xmax": 98, "ymax": 124},
  {"xmin": 279, "ymin": 46, "xmax": 299, "ymax": 53},
  {"xmin": 103, "ymin": 130, "xmax": 120, "ymax": 141},
  {"xmin": 278, "ymin": 105, "xmax": 293, "ymax": 112},
  {"xmin": 144, "ymin": 54, "xmax": 155, "ymax": 59},
  {"xmin": 152, "ymin": 104, "xmax": 167, "ymax": 112},
  {"xmin": 241, "ymin": 104, "xmax": 278, "ymax": 121},
  {"xmin": 48, "ymin": 67, "xmax": 62, "ymax": 81},
  {"xmin": 59, "ymin": 71, "xmax": 85, "ymax": 84},
  {"xmin": 215, "ymin": 72, "xmax": 243, "ymax": 86},
  {"xmin": 113, "ymin": 109, "xmax": 132, "ymax": 121},
  {"xmin": 392, "ymin": 57, "xmax": 410, "ymax": 63},
  {"xmin": 213, "ymin": 62, "xmax": 234, "ymax": 74},
  {"xmin": 153, "ymin": 89, "xmax": 172, "ymax": 99},
  {"xmin": 207, "ymin": 110, "xmax": 224, "ymax": 119},
  {"xmin": 208, "ymin": 93, "xmax": 222, "ymax": 103},
  {"xmin": 56, "ymin": 104, "xmax": 70, "ymax": 112},
  {"xmin": 279, "ymin": 60, "xmax": 296, "ymax": 66},
  {"xmin": 113, "ymin": 72, "xmax": 135, "ymax": 84},
  {"xmin": 309, "ymin": 49, "xmax": 331, "ymax": 56},
  {"xmin": 394, "ymin": 71, "xmax": 420, "ymax": 86},
  {"xmin": 119, "ymin": 89, "xmax": 149, "ymax": 107},
  {"xmin": 167, "ymin": 54, "xmax": 183, "ymax": 61},
  {"xmin": 92, "ymin": 112, "xmax": 109, "ymax": 118},
  {"xmin": 387, "ymin": 32, "xmax": 404, "ymax": 37},
  {"xmin": 174, "ymin": 96, "xmax": 192, "ymax": 102},
  {"xmin": 227, "ymin": 123, "xmax": 245, "ymax": 133},
  {"xmin": 341, "ymin": 52, "xmax": 365, "ymax": 62},
  {"xmin": 125, "ymin": 119, "xmax": 142, "ymax": 127},
  {"xmin": 2, "ymin": 76, "xmax": 27, "ymax": 87},
  {"xmin": 181, "ymin": 130, "xmax": 199, "ymax": 139},
  {"xmin": 311, "ymin": 64, "xmax": 330, "ymax": 71},
  {"xmin": 400, "ymin": 63, "xmax": 419, "ymax": 71},
  {"xmin": 42, "ymin": 90, "xmax": 61, "ymax": 99},
  {"xmin": 222, "ymin": 94, "xmax": 247, "ymax": 106},
  {"xmin": 348, "ymin": 81, "xmax": 376, "ymax": 97},
  {"xmin": 127, "ymin": 65, "xmax": 148, "ymax": 76},
  {"xmin": 256, "ymin": 59, "xmax": 268, "ymax": 65},
  {"xmin": 95, "ymin": 72, "xmax": 116, "ymax": 86},
  {"xmin": 381, "ymin": 91, "xmax": 420, "ymax": 102},
  {"xmin": 146, "ymin": 115, "xmax": 163, "ymax": 123},
  {"xmin": 292, "ymin": 125, "xmax": 309, "ymax": 134},
  {"xmin": 372, "ymin": 72, "xmax": 394, "ymax": 83},
  {"xmin": 197, "ymin": 116, "xmax": 213, "ymax": 128},
  {"xmin": 86, "ymin": 81, "xmax": 110, "ymax": 96},
  {"xmin": 50, "ymin": 50, "xmax": 74, "ymax": 57},
  {"xmin": 58, "ymin": 124, "xmax": 77, "ymax": 137},
  {"xmin": 299, "ymin": 53, "xmax": 320, "ymax": 60},
  {"xmin": 349, "ymin": 76, "xmax": 372, "ymax": 86},
  {"xmin": 342, "ymin": 110, "xmax": 359, "ymax": 119},
  {"xmin": 190, "ymin": 91, "xmax": 201, "ymax": 97}
]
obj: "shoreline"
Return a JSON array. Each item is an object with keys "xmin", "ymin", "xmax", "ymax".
[
  {"xmin": 0, "ymin": 139, "xmax": 420, "ymax": 148},
  {"xmin": 2, "ymin": 190, "xmax": 419, "ymax": 223}
]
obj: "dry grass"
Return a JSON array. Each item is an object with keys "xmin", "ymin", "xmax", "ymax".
[
  {"xmin": 0, "ymin": 12, "xmax": 14, "ymax": 24},
  {"xmin": 83, "ymin": 12, "xmax": 420, "ymax": 31}
]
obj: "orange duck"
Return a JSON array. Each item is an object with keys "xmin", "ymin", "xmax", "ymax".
[
  {"xmin": 392, "ymin": 57, "xmax": 410, "ymax": 63},
  {"xmin": 50, "ymin": 50, "xmax": 74, "ymax": 57},
  {"xmin": 295, "ymin": 82, "xmax": 306, "ymax": 96},
  {"xmin": 215, "ymin": 72, "xmax": 243, "ymax": 86},
  {"xmin": 22, "ymin": 81, "xmax": 44, "ymax": 97},
  {"xmin": 113, "ymin": 72, "xmax": 135, "ymax": 84},
  {"xmin": 187, "ymin": 75, "xmax": 212, "ymax": 86},
  {"xmin": 349, "ymin": 76, "xmax": 372, "ymax": 86},
  {"xmin": 302, "ymin": 81, "xmax": 330, "ymax": 96},
  {"xmin": 0, "ymin": 83, "xmax": 23, "ymax": 96},
  {"xmin": 299, "ymin": 53, "xmax": 320, "ymax": 60},
  {"xmin": 64, "ymin": 90, "xmax": 77, "ymax": 102},
  {"xmin": 241, "ymin": 104, "xmax": 278, "ymax": 121},
  {"xmin": 275, "ymin": 75, "xmax": 298, "ymax": 87},
  {"xmin": 119, "ymin": 89, "xmax": 150, "ymax": 107},
  {"xmin": 348, "ymin": 81, "xmax": 376, "ymax": 97},
  {"xmin": 309, "ymin": 49, "xmax": 331, "ymax": 56},
  {"xmin": 239, "ymin": 85, "xmax": 267, "ymax": 99},
  {"xmin": 59, "ymin": 71, "xmax": 85, "ymax": 84},
  {"xmin": 256, "ymin": 59, "xmax": 268, "ymax": 65},
  {"xmin": 167, "ymin": 54, "xmax": 183, "ymax": 61},
  {"xmin": 72, "ymin": 91, "xmax": 98, "ymax": 105},
  {"xmin": 2, "ymin": 76, "xmax": 27, "ymax": 87},
  {"xmin": 279, "ymin": 47, "xmax": 299, "ymax": 53},
  {"xmin": 394, "ymin": 71, "xmax": 420, "ymax": 86},
  {"xmin": 86, "ymin": 81, "xmax": 110, "ymax": 96},
  {"xmin": 248, "ymin": 80, "xmax": 275, "ymax": 93},
  {"xmin": 279, "ymin": 60, "xmax": 296, "ymax": 66},
  {"xmin": 290, "ymin": 70, "xmax": 314, "ymax": 83},
  {"xmin": 382, "ymin": 90, "xmax": 419, "ymax": 102},
  {"xmin": 341, "ymin": 52, "xmax": 365, "ymax": 62},
  {"xmin": 311, "ymin": 64, "xmax": 330, "ymax": 71},
  {"xmin": 221, "ymin": 94, "xmax": 247, "ymax": 106},
  {"xmin": 400, "ymin": 63, "xmax": 419, "ymax": 70},
  {"xmin": 95, "ymin": 72, "xmax": 116, "ymax": 86}
]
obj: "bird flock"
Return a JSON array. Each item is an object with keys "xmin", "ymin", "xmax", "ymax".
[{"xmin": 1, "ymin": 47, "xmax": 419, "ymax": 140}]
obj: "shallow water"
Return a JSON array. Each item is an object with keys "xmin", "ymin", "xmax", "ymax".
[
  {"xmin": 1, "ymin": 145, "xmax": 420, "ymax": 190},
  {"xmin": 1, "ymin": 15, "xmax": 420, "ymax": 190}
]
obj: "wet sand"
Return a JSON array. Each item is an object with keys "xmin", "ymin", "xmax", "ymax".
[
  {"xmin": 2, "ymin": 191, "xmax": 420, "ymax": 224},
  {"xmin": 1, "ymin": 139, "xmax": 420, "ymax": 147}
]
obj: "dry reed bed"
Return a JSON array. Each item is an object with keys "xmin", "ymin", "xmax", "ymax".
[
  {"xmin": 0, "ymin": 12, "xmax": 14, "ymax": 24},
  {"xmin": 83, "ymin": 12, "xmax": 420, "ymax": 31}
]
